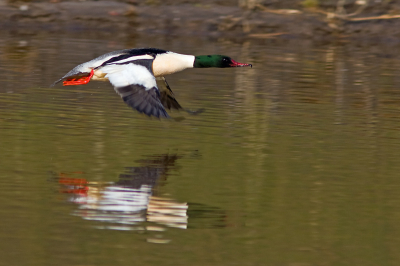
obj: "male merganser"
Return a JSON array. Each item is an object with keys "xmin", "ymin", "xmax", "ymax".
[{"xmin": 52, "ymin": 48, "xmax": 252, "ymax": 118}]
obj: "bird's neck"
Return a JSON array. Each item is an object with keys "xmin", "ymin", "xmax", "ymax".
[
  {"xmin": 193, "ymin": 55, "xmax": 221, "ymax": 68},
  {"xmin": 152, "ymin": 52, "xmax": 195, "ymax": 77}
]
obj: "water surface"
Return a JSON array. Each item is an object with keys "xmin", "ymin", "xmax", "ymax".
[{"xmin": 1, "ymin": 32, "xmax": 400, "ymax": 266}]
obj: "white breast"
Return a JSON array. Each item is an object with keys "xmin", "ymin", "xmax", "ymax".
[{"xmin": 152, "ymin": 52, "xmax": 195, "ymax": 77}]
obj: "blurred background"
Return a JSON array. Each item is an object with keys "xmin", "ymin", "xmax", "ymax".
[
  {"xmin": 2, "ymin": 0, "xmax": 400, "ymax": 39},
  {"xmin": 1, "ymin": 1, "xmax": 400, "ymax": 266}
]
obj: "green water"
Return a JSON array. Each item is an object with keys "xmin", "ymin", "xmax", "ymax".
[{"xmin": 1, "ymin": 32, "xmax": 400, "ymax": 266}]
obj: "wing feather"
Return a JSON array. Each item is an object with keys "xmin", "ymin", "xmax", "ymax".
[
  {"xmin": 156, "ymin": 77, "xmax": 183, "ymax": 111},
  {"xmin": 117, "ymin": 85, "xmax": 169, "ymax": 118},
  {"xmin": 102, "ymin": 63, "xmax": 169, "ymax": 118}
]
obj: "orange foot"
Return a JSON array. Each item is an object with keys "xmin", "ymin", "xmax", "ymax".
[{"xmin": 63, "ymin": 69, "xmax": 94, "ymax": 86}]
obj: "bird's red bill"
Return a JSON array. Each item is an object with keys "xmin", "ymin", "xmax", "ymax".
[
  {"xmin": 230, "ymin": 59, "xmax": 252, "ymax": 68},
  {"xmin": 63, "ymin": 69, "xmax": 94, "ymax": 86}
]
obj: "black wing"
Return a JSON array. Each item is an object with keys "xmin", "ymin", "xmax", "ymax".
[
  {"xmin": 157, "ymin": 77, "xmax": 183, "ymax": 110},
  {"xmin": 116, "ymin": 85, "xmax": 169, "ymax": 118}
]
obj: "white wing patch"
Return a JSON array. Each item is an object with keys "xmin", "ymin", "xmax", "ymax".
[
  {"xmin": 102, "ymin": 63, "xmax": 157, "ymax": 90},
  {"xmin": 108, "ymin": 55, "xmax": 154, "ymax": 64},
  {"xmin": 75, "ymin": 54, "xmax": 154, "ymax": 74}
]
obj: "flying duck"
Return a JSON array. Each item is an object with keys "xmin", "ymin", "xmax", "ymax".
[{"xmin": 52, "ymin": 48, "xmax": 252, "ymax": 118}]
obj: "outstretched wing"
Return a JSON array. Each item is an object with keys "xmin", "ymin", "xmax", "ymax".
[
  {"xmin": 101, "ymin": 62, "xmax": 169, "ymax": 118},
  {"xmin": 115, "ymin": 85, "xmax": 169, "ymax": 118},
  {"xmin": 156, "ymin": 77, "xmax": 183, "ymax": 110}
]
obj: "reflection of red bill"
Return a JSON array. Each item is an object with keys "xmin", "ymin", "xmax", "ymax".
[
  {"xmin": 60, "ymin": 186, "xmax": 88, "ymax": 196},
  {"xmin": 58, "ymin": 172, "xmax": 89, "ymax": 196},
  {"xmin": 59, "ymin": 177, "xmax": 88, "ymax": 185},
  {"xmin": 63, "ymin": 69, "xmax": 94, "ymax": 86}
]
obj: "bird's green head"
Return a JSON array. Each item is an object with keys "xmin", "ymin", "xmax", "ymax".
[{"xmin": 194, "ymin": 55, "xmax": 252, "ymax": 68}]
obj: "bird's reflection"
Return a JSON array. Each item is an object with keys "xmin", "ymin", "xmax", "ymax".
[
  {"xmin": 57, "ymin": 154, "xmax": 189, "ymax": 232},
  {"xmin": 55, "ymin": 153, "xmax": 227, "ymax": 237}
]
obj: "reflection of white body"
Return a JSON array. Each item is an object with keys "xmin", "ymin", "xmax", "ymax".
[
  {"xmin": 70, "ymin": 184, "xmax": 188, "ymax": 229},
  {"xmin": 77, "ymin": 185, "xmax": 152, "ymax": 213},
  {"xmin": 61, "ymin": 154, "xmax": 189, "ymax": 231}
]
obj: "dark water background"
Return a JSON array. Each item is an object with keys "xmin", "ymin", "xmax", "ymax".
[{"xmin": 1, "ymin": 31, "xmax": 400, "ymax": 265}]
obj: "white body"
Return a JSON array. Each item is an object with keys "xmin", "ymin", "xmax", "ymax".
[
  {"xmin": 54, "ymin": 48, "xmax": 198, "ymax": 118},
  {"xmin": 92, "ymin": 52, "xmax": 195, "ymax": 87}
]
